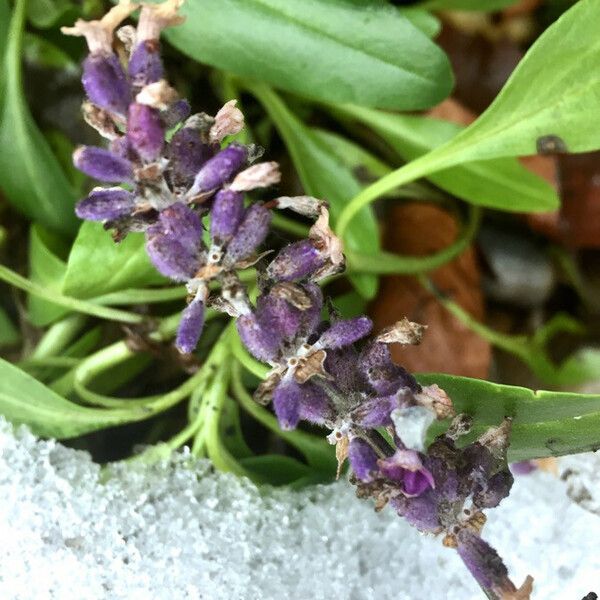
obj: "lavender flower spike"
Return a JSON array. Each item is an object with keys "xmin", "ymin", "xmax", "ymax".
[
  {"xmin": 61, "ymin": 1, "xmax": 138, "ymax": 116},
  {"xmin": 73, "ymin": 146, "xmax": 134, "ymax": 183}
]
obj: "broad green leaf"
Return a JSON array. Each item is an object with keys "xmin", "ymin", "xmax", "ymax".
[
  {"xmin": 337, "ymin": 0, "xmax": 600, "ymax": 234},
  {"xmin": 247, "ymin": 83, "xmax": 379, "ymax": 299},
  {"xmin": 0, "ymin": 0, "xmax": 78, "ymax": 235},
  {"xmin": 0, "ymin": 307, "xmax": 20, "ymax": 347},
  {"xmin": 0, "ymin": 357, "xmax": 138, "ymax": 438},
  {"xmin": 399, "ymin": 7, "xmax": 441, "ymax": 38},
  {"xmin": 418, "ymin": 373, "xmax": 600, "ymax": 461},
  {"xmin": 63, "ymin": 222, "xmax": 166, "ymax": 298},
  {"xmin": 28, "ymin": 225, "xmax": 70, "ymax": 326},
  {"xmin": 434, "ymin": 0, "xmax": 600, "ymax": 161},
  {"xmin": 165, "ymin": 0, "xmax": 452, "ymax": 110},
  {"xmin": 335, "ymin": 105, "xmax": 558, "ymax": 213},
  {"xmin": 422, "ymin": 0, "xmax": 517, "ymax": 9}
]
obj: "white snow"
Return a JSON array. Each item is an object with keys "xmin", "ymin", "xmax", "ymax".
[{"xmin": 0, "ymin": 417, "xmax": 598, "ymax": 600}]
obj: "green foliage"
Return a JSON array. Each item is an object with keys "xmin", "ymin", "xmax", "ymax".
[
  {"xmin": 63, "ymin": 223, "xmax": 167, "ymax": 298},
  {"xmin": 421, "ymin": 0, "xmax": 517, "ymax": 9},
  {"xmin": 419, "ymin": 373, "xmax": 600, "ymax": 461},
  {"xmin": 165, "ymin": 0, "xmax": 452, "ymax": 110},
  {"xmin": 246, "ymin": 82, "xmax": 380, "ymax": 299},
  {"xmin": 0, "ymin": 308, "xmax": 20, "ymax": 347},
  {"xmin": 0, "ymin": 357, "xmax": 137, "ymax": 438},
  {"xmin": 0, "ymin": 0, "xmax": 78, "ymax": 235},
  {"xmin": 334, "ymin": 105, "xmax": 559, "ymax": 213},
  {"xmin": 337, "ymin": 0, "xmax": 600, "ymax": 234}
]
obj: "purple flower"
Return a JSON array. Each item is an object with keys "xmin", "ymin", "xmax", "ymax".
[
  {"xmin": 73, "ymin": 146, "xmax": 134, "ymax": 183},
  {"xmin": 127, "ymin": 103, "xmax": 164, "ymax": 162},
  {"xmin": 187, "ymin": 144, "xmax": 248, "ymax": 198},
  {"xmin": 75, "ymin": 187, "xmax": 135, "ymax": 221},
  {"xmin": 348, "ymin": 437, "xmax": 379, "ymax": 482}
]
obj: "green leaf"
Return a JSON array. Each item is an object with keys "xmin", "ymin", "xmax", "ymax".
[
  {"xmin": 418, "ymin": 373, "xmax": 600, "ymax": 461},
  {"xmin": 63, "ymin": 222, "xmax": 167, "ymax": 298},
  {"xmin": 0, "ymin": 0, "xmax": 10, "ymax": 65},
  {"xmin": 28, "ymin": 224, "xmax": 70, "ymax": 326},
  {"xmin": 0, "ymin": 357, "xmax": 138, "ymax": 438},
  {"xmin": 165, "ymin": 0, "xmax": 452, "ymax": 110},
  {"xmin": 0, "ymin": 0, "xmax": 78, "ymax": 235},
  {"xmin": 246, "ymin": 83, "xmax": 380, "ymax": 299},
  {"xmin": 0, "ymin": 307, "xmax": 20, "ymax": 347},
  {"xmin": 334, "ymin": 105, "xmax": 558, "ymax": 213},
  {"xmin": 239, "ymin": 454, "xmax": 313, "ymax": 486},
  {"xmin": 421, "ymin": 0, "xmax": 517, "ymax": 9},
  {"xmin": 337, "ymin": 0, "xmax": 600, "ymax": 235},
  {"xmin": 399, "ymin": 7, "xmax": 441, "ymax": 38},
  {"xmin": 26, "ymin": 0, "xmax": 75, "ymax": 28}
]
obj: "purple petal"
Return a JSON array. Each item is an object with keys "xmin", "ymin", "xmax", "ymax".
[
  {"xmin": 149, "ymin": 203, "xmax": 203, "ymax": 254},
  {"xmin": 236, "ymin": 311, "xmax": 282, "ymax": 363},
  {"xmin": 175, "ymin": 297, "xmax": 205, "ymax": 354},
  {"xmin": 456, "ymin": 530, "xmax": 513, "ymax": 594},
  {"xmin": 358, "ymin": 342, "xmax": 419, "ymax": 395},
  {"xmin": 73, "ymin": 146, "xmax": 133, "ymax": 183},
  {"xmin": 128, "ymin": 40, "xmax": 164, "ymax": 88},
  {"xmin": 324, "ymin": 347, "xmax": 361, "ymax": 395},
  {"xmin": 257, "ymin": 291, "xmax": 303, "ymax": 341},
  {"xmin": 390, "ymin": 490, "xmax": 440, "ymax": 533},
  {"xmin": 82, "ymin": 53, "xmax": 130, "ymax": 116},
  {"xmin": 167, "ymin": 125, "xmax": 213, "ymax": 190},
  {"xmin": 128, "ymin": 103, "xmax": 164, "ymax": 162},
  {"xmin": 300, "ymin": 283, "xmax": 324, "ymax": 338},
  {"xmin": 297, "ymin": 381, "xmax": 333, "ymax": 425},
  {"xmin": 348, "ymin": 437, "xmax": 379, "ymax": 482},
  {"xmin": 351, "ymin": 394, "xmax": 401, "ymax": 428},
  {"xmin": 109, "ymin": 136, "xmax": 131, "ymax": 159},
  {"xmin": 318, "ymin": 316, "xmax": 372, "ymax": 350},
  {"xmin": 145, "ymin": 236, "xmax": 198, "ymax": 281},
  {"xmin": 510, "ymin": 460, "xmax": 537, "ymax": 475},
  {"xmin": 224, "ymin": 204, "xmax": 271, "ymax": 264},
  {"xmin": 210, "ymin": 189, "xmax": 244, "ymax": 246},
  {"xmin": 145, "ymin": 204, "xmax": 202, "ymax": 281},
  {"xmin": 272, "ymin": 379, "xmax": 302, "ymax": 430},
  {"xmin": 75, "ymin": 188, "xmax": 135, "ymax": 221},
  {"xmin": 266, "ymin": 239, "xmax": 324, "ymax": 282},
  {"xmin": 188, "ymin": 144, "xmax": 247, "ymax": 196},
  {"xmin": 402, "ymin": 469, "xmax": 435, "ymax": 497}
]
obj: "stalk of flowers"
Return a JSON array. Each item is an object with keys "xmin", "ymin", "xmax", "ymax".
[{"xmin": 64, "ymin": 2, "xmax": 532, "ymax": 597}]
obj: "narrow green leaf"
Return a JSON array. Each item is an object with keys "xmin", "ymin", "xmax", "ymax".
[
  {"xmin": 28, "ymin": 224, "xmax": 70, "ymax": 326},
  {"xmin": 165, "ymin": 0, "xmax": 452, "ymax": 110},
  {"xmin": 421, "ymin": 0, "xmax": 517, "ymax": 9},
  {"xmin": 418, "ymin": 373, "xmax": 600, "ymax": 461},
  {"xmin": 0, "ymin": 357, "xmax": 138, "ymax": 438},
  {"xmin": 335, "ymin": 105, "xmax": 558, "ymax": 213},
  {"xmin": 63, "ymin": 222, "xmax": 167, "ymax": 298},
  {"xmin": 26, "ymin": 0, "xmax": 75, "ymax": 28},
  {"xmin": 0, "ymin": 307, "xmax": 20, "ymax": 347},
  {"xmin": 246, "ymin": 82, "xmax": 380, "ymax": 299},
  {"xmin": 0, "ymin": 0, "xmax": 78, "ymax": 235}
]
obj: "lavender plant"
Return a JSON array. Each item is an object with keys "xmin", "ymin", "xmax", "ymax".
[{"xmin": 56, "ymin": 2, "xmax": 536, "ymax": 596}]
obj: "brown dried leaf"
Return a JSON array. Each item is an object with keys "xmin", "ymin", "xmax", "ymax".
[{"xmin": 368, "ymin": 203, "xmax": 491, "ymax": 378}]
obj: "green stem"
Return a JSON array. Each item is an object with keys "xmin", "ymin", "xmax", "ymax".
[
  {"xmin": 0, "ymin": 264, "xmax": 144, "ymax": 324},
  {"xmin": 346, "ymin": 205, "xmax": 481, "ymax": 275},
  {"xmin": 30, "ymin": 314, "xmax": 88, "ymax": 359}
]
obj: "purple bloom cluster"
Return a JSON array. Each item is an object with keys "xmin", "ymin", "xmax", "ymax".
[{"xmin": 65, "ymin": 3, "xmax": 532, "ymax": 597}]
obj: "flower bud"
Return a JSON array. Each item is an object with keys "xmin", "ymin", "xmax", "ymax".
[
  {"xmin": 318, "ymin": 316, "xmax": 372, "ymax": 350},
  {"xmin": 187, "ymin": 144, "xmax": 247, "ymax": 197},
  {"xmin": 236, "ymin": 312, "xmax": 282, "ymax": 363},
  {"xmin": 176, "ymin": 296, "xmax": 205, "ymax": 354},
  {"xmin": 73, "ymin": 146, "xmax": 133, "ymax": 183},
  {"xmin": 129, "ymin": 40, "xmax": 163, "ymax": 89},
  {"xmin": 224, "ymin": 204, "xmax": 271, "ymax": 264},
  {"xmin": 82, "ymin": 53, "xmax": 131, "ymax": 116},
  {"xmin": 75, "ymin": 187, "xmax": 135, "ymax": 221},
  {"xmin": 127, "ymin": 102, "xmax": 164, "ymax": 162},
  {"xmin": 266, "ymin": 239, "xmax": 325, "ymax": 282},
  {"xmin": 348, "ymin": 437, "xmax": 379, "ymax": 482},
  {"xmin": 210, "ymin": 189, "xmax": 244, "ymax": 246},
  {"xmin": 167, "ymin": 124, "xmax": 213, "ymax": 190}
]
